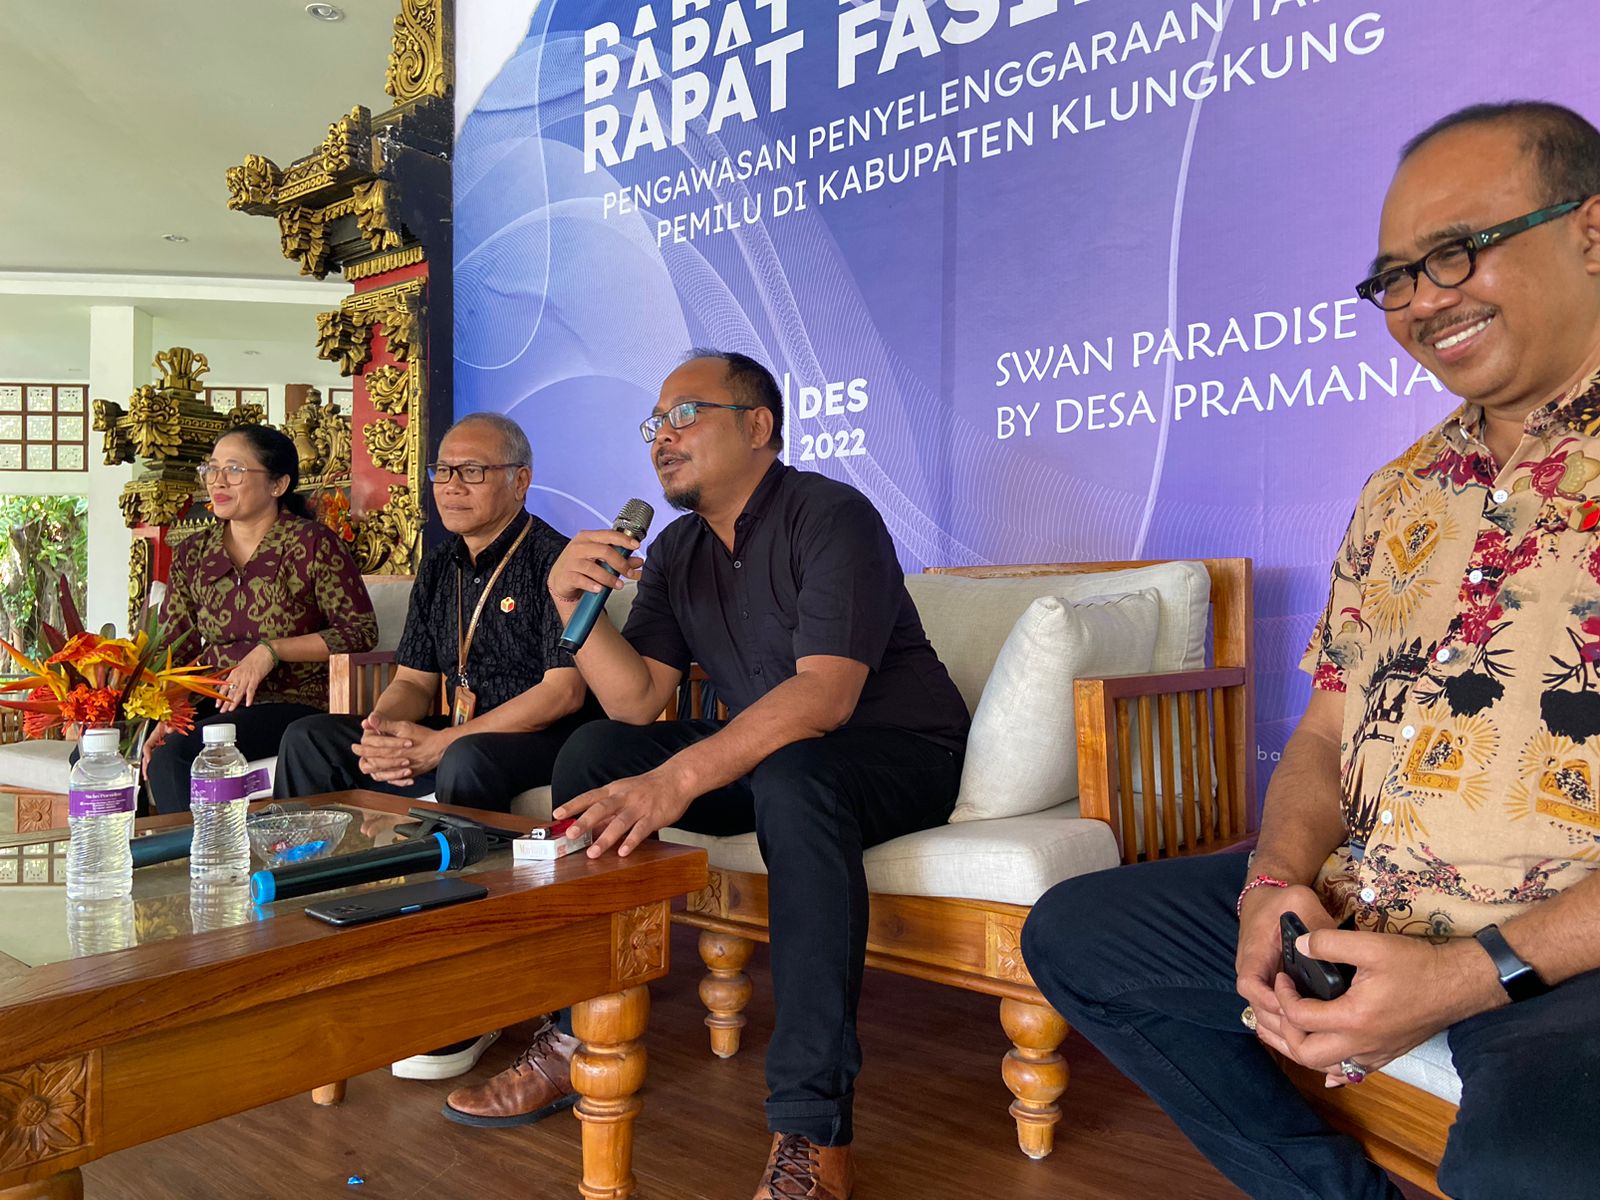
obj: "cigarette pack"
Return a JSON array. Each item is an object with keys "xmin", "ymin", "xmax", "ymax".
[{"xmin": 513, "ymin": 828, "xmax": 591, "ymax": 860}]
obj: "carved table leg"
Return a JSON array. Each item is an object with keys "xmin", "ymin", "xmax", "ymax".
[
  {"xmin": 571, "ymin": 985, "xmax": 650, "ymax": 1200},
  {"xmin": 310, "ymin": 1081, "xmax": 347, "ymax": 1105},
  {"xmin": 999, "ymin": 997, "xmax": 1070, "ymax": 1160},
  {"xmin": 0, "ymin": 1169, "xmax": 84, "ymax": 1199},
  {"xmin": 697, "ymin": 930, "xmax": 754, "ymax": 1058}
]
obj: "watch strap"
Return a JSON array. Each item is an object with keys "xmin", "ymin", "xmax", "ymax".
[{"xmin": 1473, "ymin": 923, "xmax": 1550, "ymax": 1003}]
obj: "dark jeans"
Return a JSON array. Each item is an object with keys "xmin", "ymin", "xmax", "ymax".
[
  {"xmin": 552, "ymin": 719, "xmax": 963, "ymax": 1146},
  {"xmin": 147, "ymin": 701, "xmax": 321, "ymax": 815},
  {"xmin": 1020, "ymin": 851, "xmax": 1600, "ymax": 1200},
  {"xmin": 274, "ymin": 711, "xmax": 593, "ymax": 812}
]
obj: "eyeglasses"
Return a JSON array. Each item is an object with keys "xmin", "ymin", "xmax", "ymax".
[
  {"xmin": 427, "ymin": 462, "xmax": 520, "ymax": 484},
  {"xmin": 197, "ymin": 463, "xmax": 271, "ymax": 485},
  {"xmin": 639, "ymin": 401, "xmax": 757, "ymax": 443},
  {"xmin": 1355, "ymin": 200, "xmax": 1584, "ymax": 311}
]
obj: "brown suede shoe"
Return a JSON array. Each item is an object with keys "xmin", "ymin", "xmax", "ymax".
[
  {"xmin": 752, "ymin": 1133, "xmax": 856, "ymax": 1200},
  {"xmin": 442, "ymin": 1019, "xmax": 579, "ymax": 1128}
]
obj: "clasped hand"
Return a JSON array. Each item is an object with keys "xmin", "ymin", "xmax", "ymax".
[
  {"xmin": 1237, "ymin": 887, "xmax": 1495, "ymax": 1086},
  {"xmin": 553, "ymin": 770, "xmax": 693, "ymax": 858},
  {"xmin": 351, "ymin": 715, "xmax": 450, "ymax": 787}
]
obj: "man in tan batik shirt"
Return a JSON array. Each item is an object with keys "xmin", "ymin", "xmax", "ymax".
[{"xmin": 1022, "ymin": 101, "xmax": 1600, "ymax": 1200}]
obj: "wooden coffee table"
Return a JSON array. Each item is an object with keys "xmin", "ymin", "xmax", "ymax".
[{"xmin": 0, "ymin": 791, "xmax": 706, "ymax": 1199}]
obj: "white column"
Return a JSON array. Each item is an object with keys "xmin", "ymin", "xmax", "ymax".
[{"xmin": 86, "ymin": 305, "xmax": 151, "ymax": 634}]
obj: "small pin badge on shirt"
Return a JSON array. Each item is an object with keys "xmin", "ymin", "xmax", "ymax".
[
  {"xmin": 1570, "ymin": 500, "xmax": 1600, "ymax": 532},
  {"xmin": 500, "ymin": 597, "xmax": 516, "ymax": 613}
]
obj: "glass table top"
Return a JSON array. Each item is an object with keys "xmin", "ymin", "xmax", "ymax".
[{"xmin": 0, "ymin": 802, "xmax": 503, "ymax": 973}]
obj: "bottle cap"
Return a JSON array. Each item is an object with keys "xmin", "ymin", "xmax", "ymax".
[
  {"xmin": 202, "ymin": 724, "xmax": 237, "ymax": 745},
  {"xmin": 80, "ymin": 727, "xmax": 120, "ymax": 755}
]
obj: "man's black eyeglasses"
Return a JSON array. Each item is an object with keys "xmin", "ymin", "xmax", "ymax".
[
  {"xmin": 640, "ymin": 401, "xmax": 758, "ymax": 443},
  {"xmin": 427, "ymin": 462, "xmax": 520, "ymax": 484},
  {"xmin": 1356, "ymin": 200, "xmax": 1584, "ymax": 311}
]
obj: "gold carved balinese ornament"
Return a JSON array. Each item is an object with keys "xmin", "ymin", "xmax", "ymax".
[
  {"xmin": 364, "ymin": 364, "xmax": 410, "ymax": 414},
  {"xmin": 353, "ymin": 180, "xmax": 405, "ymax": 253},
  {"xmin": 364, "ymin": 418, "xmax": 410, "ymax": 473},
  {"xmin": 153, "ymin": 347, "xmax": 209, "ymax": 395},
  {"xmin": 352, "ymin": 485, "xmax": 423, "ymax": 576},
  {"xmin": 386, "ymin": 0, "xmax": 451, "ymax": 105},
  {"xmin": 315, "ymin": 309, "xmax": 372, "ymax": 376},
  {"xmin": 321, "ymin": 106, "xmax": 374, "ymax": 176},
  {"xmin": 225, "ymin": 154, "xmax": 281, "ymax": 212},
  {"xmin": 280, "ymin": 207, "xmax": 334, "ymax": 280},
  {"xmin": 126, "ymin": 386, "xmax": 182, "ymax": 460}
]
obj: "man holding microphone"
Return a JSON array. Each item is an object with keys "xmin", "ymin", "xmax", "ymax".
[{"xmin": 538, "ymin": 349, "xmax": 969, "ymax": 1200}]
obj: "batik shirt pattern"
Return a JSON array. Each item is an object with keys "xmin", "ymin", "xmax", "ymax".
[
  {"xmin": 162, "ymin": 514, "xmax": 377, "ymax": 709},
  {"xmin": 1303, "ymin": 370, "xmax": 1600, "ymax": 936}
]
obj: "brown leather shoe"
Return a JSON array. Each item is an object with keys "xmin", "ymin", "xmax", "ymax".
[
  {"xmin": 752, "ymin": 1132, "xmax": 856, "ymax": 1200},
  {"xmin": 442, "ymin": 1019, "xmax": 579, "ymax": 1127}
]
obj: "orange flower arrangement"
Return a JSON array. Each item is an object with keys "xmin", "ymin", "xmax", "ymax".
[{"xmin": 0, "ymin": 581, "xmax": 225, "ymax": 755}]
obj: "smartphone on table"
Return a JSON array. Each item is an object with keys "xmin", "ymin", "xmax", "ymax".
[
  {"xmin": 1280, "ymin": 912, "xmax": 1356, "ymax": 1000},
  {"xmin": 305, "ymin": 878, "xmax": 488, "ymax": 927}
]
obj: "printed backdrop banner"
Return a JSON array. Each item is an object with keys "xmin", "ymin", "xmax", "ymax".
[{"xmin": 454, "ymin": 0, "xmax": 1598, "ymax": 790}]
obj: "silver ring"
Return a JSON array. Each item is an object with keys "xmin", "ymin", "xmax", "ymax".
[
  {"xmin": 1239, "ymin": 1006, "xmax": 1257, "ymax": 1032},
  {"xmin": 1340, "ymin": 1058, "xmax": 1368, "ymax": 1084}
]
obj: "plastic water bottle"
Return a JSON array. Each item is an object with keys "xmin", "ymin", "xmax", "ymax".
[
  {"xmin": 189, "ymin": 723, "xmax": 251, "ymax": 883},
  {"xmin": 66, "ymin": 727, "xmax": 137, "ymax": 900}
]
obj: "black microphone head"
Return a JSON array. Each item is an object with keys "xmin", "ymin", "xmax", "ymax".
[
  {"xmin": 442, "ymin": 826, "xmax": 489, "ymax": 870},
  {"xmin": 612, "ymin": 498, "xmax": 654, "ymax": 541}
]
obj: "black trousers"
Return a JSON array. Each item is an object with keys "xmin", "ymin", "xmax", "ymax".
[
  {"xmin": 273, "ymin": 711, "xmax": 592, "ymax": 813},
  {"xmin": 147, "ymin": 701, "xmax": 321, "ymax": 815},
  {"xmin": 1020, "ymin": 851, "xmax": 1600, "ymax": 1200},
  {"xmin": 552, "ymin": 719, "xmax": 963, "ymax": 1146}
]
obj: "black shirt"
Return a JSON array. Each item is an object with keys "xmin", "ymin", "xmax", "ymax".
[
  {"xmin": 396, "ymin": 511, "xmax": 575, "ymax": 712},
  {"xmin": 623, "ymin": 462, "xmax": 970, "ymax": 752}
]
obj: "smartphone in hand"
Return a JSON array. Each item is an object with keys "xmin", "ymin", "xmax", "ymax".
[{"xmin": 1280, "ymin": 912, "xmax": 1355, "ymax": 1000}]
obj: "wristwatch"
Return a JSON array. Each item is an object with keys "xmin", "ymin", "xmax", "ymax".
[{"xmin": 1472, "ymin": 923, "xmax": 1550, "ymax": 1003}]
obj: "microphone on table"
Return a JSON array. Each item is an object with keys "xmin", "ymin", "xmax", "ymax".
[
  {"xmin": 249, "ymin": 825, "xmax": 488, "ymax": 904},
  {"xmin": 559, "ymin": 498, "xmax": 654, "ymax": 653}
]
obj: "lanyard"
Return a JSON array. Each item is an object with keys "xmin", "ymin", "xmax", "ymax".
[{"xmin": 456, "ymin": 516, "xmax": 533, "ymax": 687}]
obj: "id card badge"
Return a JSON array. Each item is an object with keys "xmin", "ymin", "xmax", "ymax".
[{"xmin": 451, "ymin": 684, "xmax": 477, "ymax": 727}]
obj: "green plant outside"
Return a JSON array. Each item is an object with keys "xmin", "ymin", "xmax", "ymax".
[{"xmin": 0, "ymin": 494, "xmax": 90, "ymax": 661}]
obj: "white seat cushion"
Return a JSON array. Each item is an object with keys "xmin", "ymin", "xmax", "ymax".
[
  {"xmin": 661, "ymin": 802, "xmax": 1121, "ymax": 907},
  {"xmin": 0, "ymin": 740, "xmax": 74, "ymax": 792},
  {"xmin": 952, "ymin": 590, "xmax": 1159, "ymax": 821},
  {"xmin": 1382, "ymin": 1032, "xmax": 1461, "ymax": 1104}
]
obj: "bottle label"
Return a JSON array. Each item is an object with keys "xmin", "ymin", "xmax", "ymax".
[
  {"xmin": 69, "ymin": 786, "xmax": 136, "ymax": 818},
  {"xmin": 191, "ymin": 776, "xmax": 248, "ymax": 806}
]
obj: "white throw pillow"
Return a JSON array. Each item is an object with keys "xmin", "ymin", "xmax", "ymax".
[{"xmin": 950, "ymin": 590, "xmax": 1160, "ymax": 823}]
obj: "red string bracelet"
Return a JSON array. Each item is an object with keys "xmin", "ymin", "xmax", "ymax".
[{"xmin": 1236, "ymin": 874, "xmax": 1290, "ymax": 916}]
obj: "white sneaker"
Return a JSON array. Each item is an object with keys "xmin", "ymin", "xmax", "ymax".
[{"xmin": 391, "ymin": 1030, "xmax": 501, "ymax": 1080}]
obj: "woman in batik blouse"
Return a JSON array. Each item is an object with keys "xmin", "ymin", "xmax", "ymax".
[{"xmin": 147, "ymin": 424, "xmax": 377, "ymax": 813}]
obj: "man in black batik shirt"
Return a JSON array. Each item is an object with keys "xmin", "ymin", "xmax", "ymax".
[
  {"xmin": 276, "ymin": 412, "xmax": 596, "ymax": 814},
  {"xmin": 451, "ymin": 351, "xmax": 968, "ymax": 1198}
]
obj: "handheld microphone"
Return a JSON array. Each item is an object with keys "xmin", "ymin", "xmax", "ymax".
[
  {"xmin": 249, "ymin": 825, "xmax": 487, "ymax": 904},
  {"xmin": 559, "ymin": 498, "xmax": 654, "ymax": 653}
]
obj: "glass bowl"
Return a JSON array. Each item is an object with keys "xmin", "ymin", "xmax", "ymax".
[{"xmin": 247, "ymin": 809, "xmax": 352, "ymax": 867}]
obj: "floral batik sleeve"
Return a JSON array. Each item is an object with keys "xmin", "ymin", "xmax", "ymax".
[
  {"xmin": 308, "ymin": 526, "xmax": 378, "ymax": 655},
  {"xmin": 1300, "ymin": 486, "xmax": 1379, "ymax": 694}
]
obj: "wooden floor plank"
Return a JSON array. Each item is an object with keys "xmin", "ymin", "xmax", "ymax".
[{"xmin": 82, "ymin": 924, "xmax": 1245, "ymax": 1199}]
